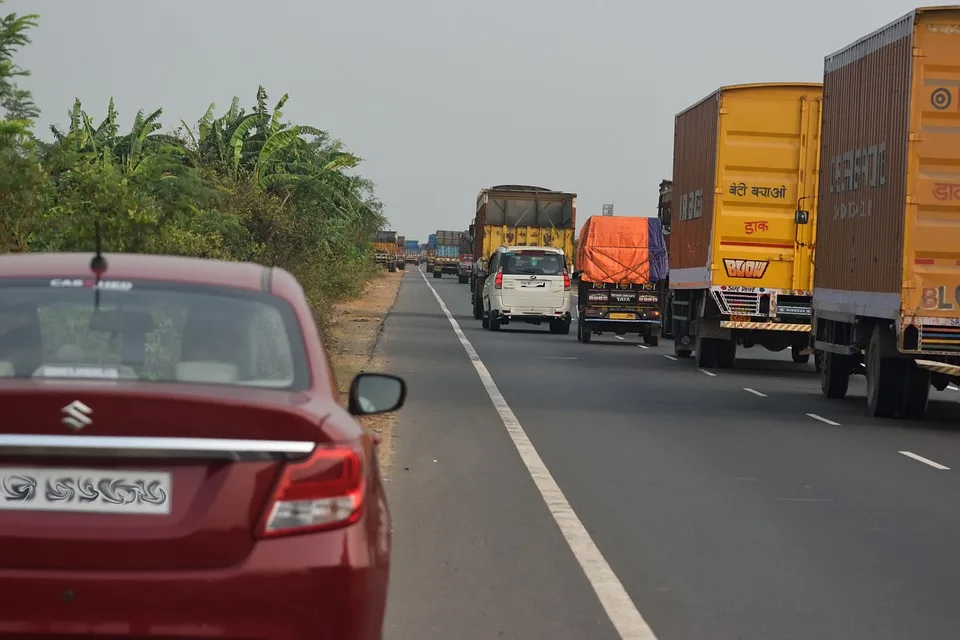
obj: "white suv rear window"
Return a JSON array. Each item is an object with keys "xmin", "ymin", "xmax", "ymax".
[{"xmin": 501, "ymin": 251, "xmax": 564, "ymax": 276}]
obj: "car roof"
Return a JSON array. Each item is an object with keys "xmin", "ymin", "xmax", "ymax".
[
  {"xmin": 0, "ymin": 253, "xmax": 278, "ymax": 292},
  {"xmin": 499, "ymin": 245, "xmax": 564, "ymax": 253}
]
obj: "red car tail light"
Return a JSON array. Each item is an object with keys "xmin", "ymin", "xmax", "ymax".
[
  {"xmin": 258, "ymin": 446, "xmax": 365, "ymax": 538},
  {"xmin": 494, "ymin": 268, "xmax": 503, "ymax": 289},
  {"xmin": 563, "ymin": 270, "xmax": 571, "ymax": 291}
]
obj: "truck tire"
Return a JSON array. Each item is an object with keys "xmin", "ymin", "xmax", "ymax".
[
  {"xmin": 458, "ymin": 274, "xmax": 469, "ymax": 284},
  {"xmin": 433, "ymin": 270, "xmax": 442, "ymax": 279},
  {"xmin": 820, "ymin": 351, "xmax": 851, "ymax": 399},
  {"xmin": 714, "ymin": 339, "xmax": 736, "ymax": 369},
  {"xmin": 866, "ymin": 326, "xmax": 902, "ymax": 418},
  {"xmin": 672, "ymin": 320, "xmax": 692, "ymax": 358},
  {"xmin": 388, "ymin": 262, "xmax": 397, "ymax": 273},
  {"xmin": 643, "ymin": 333, "xmax": 659, "ymax": 347},
  {"xmin": 899, "ymin": 362, "xmax": 930, "ymax": 420},
  {"xmin": 577, "ymin": 321, "xmax": 592, "ymax": 343},
  {"xmin": 814, "ymin": 350, "xmax": 824, "ymax": 373},
  {"xmin": 399, "ymin": 261, "xmax": 406, "ymax": 271},
  {"xmin": 791, "ymin": 345, "xmax": 809, "ymax": 364},
  {"xmin": 473, "ymin": 291, "xmax": 483, "ymax": 320},
  {"xmin": 695, "ymin": 335, "xmax": 716, "ymax": 369}
]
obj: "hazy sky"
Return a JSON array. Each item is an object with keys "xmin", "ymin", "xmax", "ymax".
[{"xmin": 7, "ymin": 0, "xmax": 927, "ymax": 241}]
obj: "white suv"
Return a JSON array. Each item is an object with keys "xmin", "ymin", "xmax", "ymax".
[{"xmin": 480, "ymin": 245, "xmax": 572, "ymax": 334}]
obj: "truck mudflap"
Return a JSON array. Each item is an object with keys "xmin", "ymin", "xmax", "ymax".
[
  {"xmin": 914, "ymin": 360, "xmax": 960, "ymax": 378},
  {"xmin": 719, "ymin": 320, "xmax": 811, "ymax": 332}
]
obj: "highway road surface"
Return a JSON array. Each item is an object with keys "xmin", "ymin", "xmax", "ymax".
[{"xmin": 381, "ymin": 269, "xmax": 960, "ymax": 640}]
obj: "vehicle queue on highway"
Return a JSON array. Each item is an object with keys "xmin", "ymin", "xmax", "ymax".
[{"xmin": 0, "ymin": 5, "xmax": 957, "ymax": 639}]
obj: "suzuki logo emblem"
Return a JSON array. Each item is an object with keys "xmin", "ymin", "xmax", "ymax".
[{"xmin": 61, "ymin": 400, "xmax": 93, "ymax": 431}]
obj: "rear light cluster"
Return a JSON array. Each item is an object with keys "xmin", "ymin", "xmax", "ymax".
[
  {"xmin": 563, "ymin": 269, "xmax": 571, "ymax": 291},
  {"xmin": 494, "ymin": 267, "xmax": 503, "ymax": 289},
  {"xmin": 258, "ymin": 446, "xmax": 365, "ymax": 538}
]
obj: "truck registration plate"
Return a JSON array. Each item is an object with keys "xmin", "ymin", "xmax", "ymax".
[
  {"xmin": 730, "ymin": 315, "xmax": 751, "ymax": 322},
  {"xmin": 609, "ymin": 312, "xmax": 635, "ymax": 320}
]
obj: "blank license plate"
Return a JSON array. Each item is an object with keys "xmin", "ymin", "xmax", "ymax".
[
  {"xmin": 609, "ymin": 312, "xmax": 635, "ymax": 320},
  {"xmin": 0, "ymin": 466, "xmax": 172, "ymax": 515},
  {"xmin": 521, "ymin": 281, "xmax": 545, "ymax": 288}
]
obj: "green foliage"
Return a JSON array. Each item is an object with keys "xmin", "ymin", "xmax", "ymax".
[{"xmin": 0, "ymin": 2, "xmax": 387, "ymax": 337}]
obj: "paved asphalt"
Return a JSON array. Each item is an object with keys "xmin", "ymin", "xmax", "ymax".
[{"xmin": 381, "ymin": 269, "xmax": 960, "ymax": 640}]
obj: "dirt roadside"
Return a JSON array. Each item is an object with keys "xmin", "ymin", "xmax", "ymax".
[{"xmin": 327, "ymin": 268, "xmax": 405, "ymax": 469}]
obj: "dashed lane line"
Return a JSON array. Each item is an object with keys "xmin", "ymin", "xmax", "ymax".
[
  {"xmin": 699, "ymin": 369, "xmax": 717, "ymax": 377},
  {"xmin": 663, "ymin": 355, "xmax": 678, "ymax": 361},
  {"xmin": 419, "ymin": 268, "xmax": 659, "ymax": 640},
  {"xmin": 899, "ymin": 451, "xmax": 950, "ymax": 470},
  {"xmin": 806, "ymin": 413, "xmax": 841, "ymax": 426},
  {"xmin": 743, "ymin": 388, "xmax": 768, "ymax": 397}
]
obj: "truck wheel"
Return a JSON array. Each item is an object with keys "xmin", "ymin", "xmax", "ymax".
[
  {"xmin": 473, "ymin": 292, "xmax": 484, "ymax": 320},
  {"xmin": 388, "ymin": 262, "xmax": 397, "ymax": 273},
  {"xmin": 399, "ymin": 261, "xmax": 406, "ymax": 271},
  {"xmin": 433, "ymin": 270, "xmax": 442, "ymax": 279},
  {"xmin": 458, "ymin": 275, "xmax": 469, "ymax": 284},
  {"xmin": 578, "ymin": 321, "xmax": 592, "ymax": 343},
  {"xmin": 489, "ymin": 310, "xmax": 501, "ymax": 332},
  {"xmin": 714, "ymin": 339, "xmax": 736, "ymax": 369},
  {"xmin": 791, "ymin": 345, "xmax": 810, "ymax": 364},
  {"xmin": 898, "ymin": 362, "xmax": 930, "ymax": 419},
  {"xmin": 866, "ymin": 327, "xmax": 902, "ymax": 418},
  {"xmin": 814, "ymin": 350, "xmax": 824, "ymax": 373},
  {"xmin": 695, "ymin": 336, "xmax": 717, "ymax": 369},
  {"xmin": 673, "ymin": 320, "xmax": 692, "ymax": 358},
  {"xmin": 820, "ymin": 352, "xmax": 851, "ymax": 399},
  {"xmin": 643, "ymin": 333, "xmax": 659, "ymax": 347}
]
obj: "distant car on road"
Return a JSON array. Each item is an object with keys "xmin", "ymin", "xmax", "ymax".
[
  {"xmin": 0, "ymin": 251, "xmax": 406, "ymax": 640},
  {"xmin": 478, "ymin": 245, "xmax": 572, "ymax": 334}
]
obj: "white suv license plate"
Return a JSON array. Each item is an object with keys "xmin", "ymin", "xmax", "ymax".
[
  {"xmin": 521, "ymin": 281, "xmax": 546, "ymax": 288},
  {"xmin": 0, "ymin": 467, "xmax": 172, "ymax": 515}
]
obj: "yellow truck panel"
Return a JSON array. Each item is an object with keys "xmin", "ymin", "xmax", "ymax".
[
  {"xmin": 477, "ymin": 226, "xmax": 576, "ymax": 268},
  {"xmin": 372, "ymin": 241, "xmax": 395, "ymax": 255},
  {"xmin": 902, "ymin": 9, "xmax": 960, "ymax": 336},
  {"xmin": 711, "ymin": 84, "xmax": 822, "ymax": 294}
]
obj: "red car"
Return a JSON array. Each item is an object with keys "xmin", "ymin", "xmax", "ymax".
[{"xmin": 0, "ymin": 251, "xmax": 405, "ymax": 639}]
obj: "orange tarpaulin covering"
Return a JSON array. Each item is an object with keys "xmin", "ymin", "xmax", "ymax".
[{"xmin": 576, "ymin": 216, "xmax": 665, "ymax": 285}]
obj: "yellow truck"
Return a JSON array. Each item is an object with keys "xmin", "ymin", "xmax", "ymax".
[
  {"xmin": 468, "ymin": 185, "xmax": 576, "ymax": 320},
  {"xmin": 668, "ymin": 82, "xmax": 822, "ymax": 368},
  {"xmin": 371, "ymin": 230, "xmax": 399, "ymax": 272},
  {"xmin": 812, "ymin": 6, "xmax": 960, "ymax": 419}
]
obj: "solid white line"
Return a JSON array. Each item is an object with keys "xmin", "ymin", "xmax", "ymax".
[
  {"xmin": 899, "ymin": 451, "xmax": 950, "ymax": 470},
  {"xmin": 743, "ymin": 388, "xmax": 768, "ymax": 397},
  {"xmin": 699, "ymin": 369, "xmax": 717, "ymax": 377},
  {"xmin": 806, "ymin": 413, "xmax": 840, "ymax": 426},
  {"xmin": 616, "ymin": 335, "xmax": 625, "ymax": 340},
  {"xmin": 949, "ymin": 384, "xmax": 959, "ymax": 392},
  {"xmin": 419, "ymin": 269, "xmax": 658, "ymax": 639},
  {"xmin": 637, "ymin": 344, "xmax": 650, "ymax": 350},
  {"xmin": 663, "ymin": 355, "xmax": 678, "ymax": 361}
]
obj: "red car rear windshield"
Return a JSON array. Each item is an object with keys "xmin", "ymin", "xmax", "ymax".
[
  {"xmin": 502, "ymin": 252, "xmax": 565, "ymax": 276},
  {"xmin": 0, "ymin": 279, "xmax": 310, "ymax": 389}
]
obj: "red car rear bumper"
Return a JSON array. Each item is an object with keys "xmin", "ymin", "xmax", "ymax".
[{"xmin": 0, "ymin": 521, "xmax": 390, "ymax": 640}]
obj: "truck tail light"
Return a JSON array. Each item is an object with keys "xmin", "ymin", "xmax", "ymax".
[
  {"xmin": 258, "ymin": 445, "xmax": 365, "ymax": 538},
  {"xmin": 494, "ymin": 268, "xmax": 503, "ymax": 289},
  {"xmin": 563, "ymin": 270, "xmax": 571, "ymax": 291}
]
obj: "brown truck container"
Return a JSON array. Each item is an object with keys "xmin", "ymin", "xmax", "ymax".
[{"xmin": 812, "ymin": 6, "xmax": 960, "ymax": 419}]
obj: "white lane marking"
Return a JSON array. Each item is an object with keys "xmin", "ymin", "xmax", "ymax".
[
  {"xmin": 663, "ymin": 355, "xmax": 678, "ymax": 361},
  {"xmin": 637, "ymin": 344, "xmax": 650, "ymax": 349},
  {"xmin": 743, "ymin": 388, "xmax": 768, "ymax": 397},
  {"xmin": 616, "ymin": 336, "xmax": 625, "ymax": 340},
  {"xmin": 699, "ymin": 369, "xmax": 717, "ymax": 377},
  {"xmin": 806, "ymin": 413, "xmax": 840, "ymax": 426},
  {"xmin": 537, "ymin": 356, "xmax": 578, "ymax": 360},
  {"xmin": 949, "ymin": 384, "xmax": 959, "ymax": 392},
  {"xmin": 899, "ymin": 451, "xmax": 950, "ymax": 470},
  {"xmin": 419, "ymin": 269, "xmax": 658, "ymax": 640}
]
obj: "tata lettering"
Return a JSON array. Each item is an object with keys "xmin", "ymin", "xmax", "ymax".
[{"xmin": 723, "ymin": 259, "xmax": 769, "ymax": 279}]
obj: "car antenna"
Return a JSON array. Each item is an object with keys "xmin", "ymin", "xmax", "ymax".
[{"xmin": 90, "ymin": 220, "xmax": 108, "ymax": 311}]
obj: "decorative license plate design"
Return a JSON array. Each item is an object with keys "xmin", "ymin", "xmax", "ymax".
[
  {"xmin": 609, "ymin": 312, "xmax": 635, "ymax": 320},
  {"xmin": 521, "ymin": 281, "xmax": 545, "ymax": 288},
  {"xmin": 0, "ymin": 467, "xmax": 172, "ymax": 515},
  {"xmin": 730, "ymin": 315, "xmax": 751, "ymax": 322}
]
